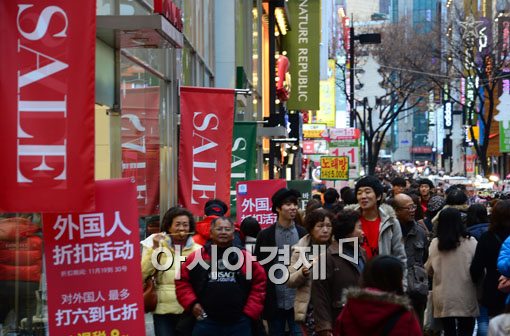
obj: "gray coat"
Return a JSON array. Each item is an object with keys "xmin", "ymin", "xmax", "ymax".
[
  {"xmin": 346, "ymin": 203, "xmax": 408, "ymax": 289},
  {"xmin": 401, "ymin": 220, "xmax": 429, "ymax": 296}
]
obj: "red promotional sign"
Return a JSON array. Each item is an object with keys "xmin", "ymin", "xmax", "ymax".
[
  {"xmin": 178, "ymin": 87, "xmax": 235, "ymax": 216},
  {"xmin": 42, "ymin": 179, "xmax": 145, "ymax": 336},
  {"xmin": 236, "ymin": 179, "xmax": 287, "ymax": 229},
  {"xmin": 0, "ymin": 1, "xmax": 96, "ymax": 212},
  {"xmin": 121, "ymin": 87, "xmax": 160, "ymax": 216}
]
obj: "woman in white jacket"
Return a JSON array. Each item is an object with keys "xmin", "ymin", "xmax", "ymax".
[{"xmin": 425, "ymin": 207, "xmax": 478, "ymax": 336}]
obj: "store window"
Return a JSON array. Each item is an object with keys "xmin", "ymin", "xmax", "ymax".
[
  {"xmin": 120, "ymin": 54, "xmax": 164, "ymax": 223},
  {"xmin": 0, "ymin": 213, "xmax": 46, "ymax": 335}
]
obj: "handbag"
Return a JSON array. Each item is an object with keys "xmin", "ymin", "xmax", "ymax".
[
  {"xmin": 498, "ymin": 275, "xmax": 510, "ymax": 294},
  {"xmin": 144, "ymin": 271, "xmax": 158, "ymax": 313}
]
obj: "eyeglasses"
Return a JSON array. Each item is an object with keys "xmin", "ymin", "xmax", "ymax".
[{"xmin": 398, "ymin": 204, "xmax": 417, "ymax": 211}]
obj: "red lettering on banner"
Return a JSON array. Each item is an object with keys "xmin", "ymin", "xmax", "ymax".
[{"xmin": 16, "ymin": 4, "xmax": 69, "ymax": 184}]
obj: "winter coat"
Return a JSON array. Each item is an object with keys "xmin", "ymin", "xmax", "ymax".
[
  {"xmin": 334, "ymin": 288, "xmax": 422, "ymax": 336},
  {"xmin": 311, "ymin": 241, "xmax": 363, "ymax": 334},
  {"xmin": 425, "ymin": 236, "xmax": 479, "ymax": 318},
  {"xmin": 488, "ymin": 313, "xmax": 510, "ymax": 336},
  {"xmin": 401, "ymin": 221, "xmax": 429, "ymax": 297},
  {"xmin": 497, "ymin": 235, "xmax": 510, "ymax": 278},
  {"xmin": 141, "ymin": 235, "xmax": 201, "ymax": 315},
  {"xmin": 287, "ymin": 234, "xmax": 314, "ymax": 322},
  {"xmin": 467, "ymin": 223, "xmax": 489, "ymax": 241},
  {"xmin": 345, "ymin": 204, "xmax": 408, "ymax": 289},
  {"xmin": 193, "ymin": 215, "xmax": 218, "ymax": 246},
  {"xmin": 254, "ymin": 223, "xmax": 307, "ymax": 319},
  {"xmin": 175, "ymin": 243, "xmax": 267, "ymax": 321},
  {"xmin": 470, "ymin": 231, "xmax": 507, "ymax": 316}
]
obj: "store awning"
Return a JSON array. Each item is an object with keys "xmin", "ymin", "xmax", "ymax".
[{"xmin": 96, "ymin": 15, "xmax": 183, "ymax": 49}]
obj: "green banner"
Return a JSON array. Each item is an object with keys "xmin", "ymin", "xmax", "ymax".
[
  {"xmin": 230, "ymin": 122, "xmax": 258, "ymax": 216},
  {"xmin": 284, "ymin": 0, "xmax": 320, "ymax": 110},
  {"xmin": 287, "ymin": 180, "xmax": 312, "ymax": 210},
  {"xmin": 500, "ymin": 123, "xmax": 510, "ymax": 153}
]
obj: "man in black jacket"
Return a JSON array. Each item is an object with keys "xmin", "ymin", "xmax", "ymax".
[{"xmin": 254, "ymin": 188, "xmax": 307, "ymax": 336}]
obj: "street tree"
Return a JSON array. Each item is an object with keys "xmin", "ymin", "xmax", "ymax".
[
  {"xmin": 409, "ymin": 6, "xmax": 509, "ymax": 176},
  {"xmin": 337, "ymin": 19, "xmax": 435, "ymax": 175}
]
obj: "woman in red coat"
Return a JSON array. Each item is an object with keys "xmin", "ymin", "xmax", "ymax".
[{"xmin": 334, "ymin": 255, "xmax": 422, "ymax": 336}]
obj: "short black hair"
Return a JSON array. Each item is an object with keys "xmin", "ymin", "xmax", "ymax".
[
  {"xmin": 445, "ymin": 188, "xmax": 468, "ymax": 205},
  {"xmin": 333, "ymin": 209, "xmax": 360, "ymax": 240},
  {"xmin": 210, "ymin": 216, "xmax": 234, "ymax": 229},
  {"xmin": 361, "ymin": 255, "xmax": 404, "ymax": 295},
  {"xmin": 240, "ymin": 217, "xmax": 261, "ymax": 238},
  {"xmin": 392, "ymin": 177, "xmax": 406, "ymax": 188},
  {"xmin": 324, "ymin": 188, "xmax": 340, "ymax": 204}
]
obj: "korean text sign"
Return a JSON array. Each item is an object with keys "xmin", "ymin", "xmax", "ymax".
[
  {"xmin": 42, "ymin": 179, "xmax": 145, "ymax": 336},
  {"xmin": 236, "ymin": 179, "xmax": 286, "ymax": 229},
  {"xmin": 0, "ymin": 0, "xmax": 96, "ymax": 212},
  {"xmin": 320, "ymin": 156, "xmax": 349, "ymax": 181}
]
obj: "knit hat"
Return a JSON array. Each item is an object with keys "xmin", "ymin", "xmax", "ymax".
[
  {"xmin": 418, "ymin": 178, "xmax": 434, "ymax": 189},
  {"xmin": 204, "ymin": 199, "xmax": 228, "ymax": 216},
  {"xmin": 427, "ymin": 196, "xmax": 445, "ymax": 213},
  {"xmin": 355, "ymin": 176, "xmax": 384, "ymax": 197},
  {"xmin": 271, "ymin": 188, "xmax": 301, "ymax": 213}
]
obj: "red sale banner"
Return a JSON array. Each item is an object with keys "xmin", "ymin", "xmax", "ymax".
[
  {"xmin": 236, "ymin": 179, "xmax": 287, "ymax": 229},
  {"xmin": 0, "ymin": 1, "xmax": 96, "ymax": 212},
  {"xmin": 178, "ymin": 87, "xmax": 235, "ymax": 215},
  {"xmin": 42, "ymin": 179, "xmax": 145, "ymax": 336}
]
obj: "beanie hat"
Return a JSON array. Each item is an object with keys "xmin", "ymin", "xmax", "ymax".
[
  {"xmin": 355, "ymin": 176, "xmax": 384, "ymax": 197},
  {"xmin": 418, "ymin": 178, "xmax": 434, "ymax": 189},
  {"xmin": 427, "ymin": 196, "xmax": 445, "ymax": 213},
  {"xmin": 204, "ymin": 199, "xmax": 228, "ymax": 216}
]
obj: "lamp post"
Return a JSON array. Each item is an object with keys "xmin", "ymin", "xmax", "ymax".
[{"xmin": 348, "ymin": 20, "xmax": 381, "ymax": 127}]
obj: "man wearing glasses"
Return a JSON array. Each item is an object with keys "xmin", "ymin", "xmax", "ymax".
[{"xmin": 391, "ymin": 193, "xmax": 429, "ymax": 328}]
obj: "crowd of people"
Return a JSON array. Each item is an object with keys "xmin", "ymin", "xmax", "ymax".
[{"xmin": 140, "ymin": 174, "xmax": 510, "ymax": 336}]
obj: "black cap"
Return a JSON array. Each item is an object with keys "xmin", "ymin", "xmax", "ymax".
[
  {"xmin": 271, "ymin": 188, "xmax": 301, "ymax": 213},
  {"xmin": 204, "ymin": 199, "xmax": 228, "ymax": 216}
]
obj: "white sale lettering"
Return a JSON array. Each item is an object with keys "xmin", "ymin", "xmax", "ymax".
[
  {"xmin": 191, "ymin": 112, "xmax": 219, "ymax": 204},
  {"xmin": 16, "ymin": 4, "xmax": 69, "ymax": 183}
]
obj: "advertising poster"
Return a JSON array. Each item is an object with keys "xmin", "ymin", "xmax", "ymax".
[
  {"xmin": 236, "ymin": 179, "xmax": 287, "ymax": 229},
  {"xmin": 320, "ymin": 156, "xmax": 349, "ymax": 181},
  {"xmin": 42, "ymin": 179, "xmax": 145, "ymax": 336}
]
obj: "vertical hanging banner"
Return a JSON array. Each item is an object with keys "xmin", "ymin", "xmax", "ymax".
[
  {"xmin": 0, "ymin": 1, "xmax": 96, "ymax": 212},
  {"xmin": 284, "ymin": 0, "xmax": 320, "ymax": 110},
  {"xmin": 42, "ymin": 179, "xmax": 145, "ymax": 336},
  {"xmin": 230, "ymin": 122, "xmax": 258, "ymax": 216},
  {"xmin": 178, "ymin": 87, "xmax": 235, "ymax": 216}
]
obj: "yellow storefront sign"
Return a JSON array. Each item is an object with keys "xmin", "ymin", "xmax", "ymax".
[{"xmin": 320, "ymin": 156, "xmax": 349, "ymax": 181}]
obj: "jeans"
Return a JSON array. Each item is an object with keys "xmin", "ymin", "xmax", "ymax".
[
  {"xmin": 440, "ymin": 317, "xmax": 475, "ymax": 336},
  {"xmin": 476, "ymin": 306, "xmax": 489, "ymax": 336},
  {"xmin": 192, "ymin": 315, "xmax": 252, "ymax": 336},
  {"xmin": 267, "ymin": 308, "xmax": 303, "ymax": 336}
]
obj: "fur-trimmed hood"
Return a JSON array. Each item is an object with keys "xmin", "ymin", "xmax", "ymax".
[
  {"xmin": 335, "ymin": 287, "xmax": 420, "ymax": 335},
  {"xmin": 342, "ymin": 287, "xmax": 412, "ymax": 310}
]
